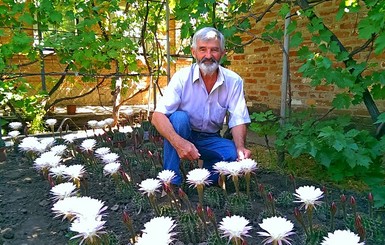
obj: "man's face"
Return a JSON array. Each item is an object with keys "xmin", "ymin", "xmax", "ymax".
[{"xmin": 191, "ymin": 38, "xmax": 225, "ymax": 75}]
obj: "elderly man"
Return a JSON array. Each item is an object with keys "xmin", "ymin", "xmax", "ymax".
[{"xmin": 151, "ymin": 27, "xmax": 251, "ymax": 185}]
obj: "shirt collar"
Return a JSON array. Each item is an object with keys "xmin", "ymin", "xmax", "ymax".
[{"xmin": 192, "ymin": 63, "xmax": 224, "ymax": 85}]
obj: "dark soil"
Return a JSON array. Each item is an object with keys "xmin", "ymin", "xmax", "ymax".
[{"xmin": 0, "ymin": 140, "xmax": 384, "ymax": 245}]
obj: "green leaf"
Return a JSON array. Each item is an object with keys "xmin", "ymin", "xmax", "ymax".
[
  {"xmin": 332, "ymin": 93, "xmax": 351, "ymax": 109},
  {"xmin": 289, "ymin": 32, "xmax": 303, "ymax": 48},
  {"xmin": 319, "ymin": 28, "xmax": 332, "ymax": 43},
  {"xmin": 297, "ymin": 46, "xmax": 311, "ymax": 60},
  {"xmin": 278, "ymin": 3, "xmax": 290, "ymax": 18},
  {"xmin": 336, "ymin": 3, "xmax": 346, "ymax": 21},
  {"xmin": 308, "ymin": 17, "xmax": 324, "ymax": 33},
  {"xmin": 286, "ymin": 21, "xmax": 297, "ymax": 35},
  {"xmin": 358, "ymin": 18, "xmax": 376, "ymax": 39},
  {"xmin": 371, "ymin": 185, "xmax": 385, "ymax": 208},
  {"xmin": 335, "ymin": 51, "xmax": 349, "ymax": 61},
  {"xmin": 309, "ymin": 142, "xmax": 318, "ymax": 157},
  {"xmin": 264, "ymin": 20, "xmax": 277, "ymax": 31},
  {"xmin": 374, "ymin": 31, "xmax": 385, "ymax": 54},
  {"xmin": 329, "ymin": 41, "xmax": 341, "ymax": 54},
  {"xmin": 311, "ymin": 35, "xmax": 321, "ymax": 45},
  {"xmin": 375, "ymin": 113, "xmax": 385, "ymax": 124},
  {"xmin": 321, "ymin": 57, "xmax": 332, "ymax": 69},
  {"xmin": 19, "ymin": 13, "xmax": 34, "ymax": 25},
  {"xmin": 347, "ymin": 62, "xmax": 366, "ymax": 77},
  {"xmin": 346, "ymin": 129, "xmax": 360, "ymax": 138},
  {"xmin": 318, "ymin": 152, "xmax": 332, "ymax": 168},
  {"xmin": 318, "ymin": 126, "xmax": 334, "ymax": 138},
  {"xmin": 332, "ymin": 139, "xmax": 345, "ymax": 152}
]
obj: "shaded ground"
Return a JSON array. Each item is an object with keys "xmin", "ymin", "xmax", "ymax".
[{"xmin": 0, "ymin": 140, "xmax": 384, "ymax": 245}]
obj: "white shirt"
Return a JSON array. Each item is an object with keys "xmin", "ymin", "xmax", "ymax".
[{"xmin": 155, "ymin": 63, "xmax": 250, "ymax": 133}]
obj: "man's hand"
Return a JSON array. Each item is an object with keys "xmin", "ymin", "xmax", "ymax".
[
  {"xmin": 175, "ymin": 138, "xmax": 201, "ymax": 161},
  {"xmin": 237, "ymin": 147, "xmax": 252, "ymax": 160},
  {"xmin": 151, "ymin": 111, "xmax": 201, "ymax": 161}
]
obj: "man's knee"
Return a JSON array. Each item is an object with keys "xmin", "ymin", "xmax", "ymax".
[{"xmin": 169, "ymin": 111, "xmax": 190, "ymax": 135}]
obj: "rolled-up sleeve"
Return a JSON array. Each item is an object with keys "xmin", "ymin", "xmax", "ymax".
[{"xmin": 227, "ymin": 78, "xmax": 251, "ymax": 128}]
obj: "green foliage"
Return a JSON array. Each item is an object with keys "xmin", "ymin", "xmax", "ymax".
[
  {"xmin": 249, "ymin": 109, "xmax": 385, "ymax": 206},
  {"xmin": 0, "ymin": 78, "xmax": 46, "ymax": 133},
  {"xmin": 249, "ymin": 110, "xmax": 279, "ymax": 138},
  {"xmin": 174, "ymin": 0, "xmax": 256, "ymax": 53},
  {"xmin": 275, "ymin": 112, "xmax": 385, "ymax": 179},
  {"xmin": 0, "ymin": 0, "xmax": 167, "ymax": 124}
]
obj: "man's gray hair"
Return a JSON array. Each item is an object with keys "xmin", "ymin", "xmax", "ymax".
[{"xmin": 191, "ymin": 27, "xmax": 225, "ymax": 51}]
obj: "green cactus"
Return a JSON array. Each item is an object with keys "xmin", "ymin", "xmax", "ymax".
[
  {"xmin": 178, "ymin": 212, "xmax": 205, "ymax": 244},
  {"xmin": 206, "ymin": 231, "xmax": 227, "ymax": 245},
  {"xmin": 141, "ymin": 121, "xmax": 151, "ymax": 142},
  {"xmin": 131, "ymin": 191, "xmax": 150, "ymax": 213},
  {"xmin": 276, "ymin": 190, "xmax": 295, "ymax": 208},
  {"xmin": 141, "ymin": 120, "xmax": 151, "ymax": 131},
  {"xmin": 149, "ymin": 124, "xmax": 161, "ymax": 137},
  {"xmin": 346, "ymin": 213, "xmax": 385, "ymax": 243},
  {"xmin": 0, "ymin": 138, "xmax": 6, "ymax": 162},
  {"xmin": 132, "ymin": 126, "xmax": 144, "ymax": 147},
  {"xmin": 159, "ymin": 203, "xmax": 179, "ymax": 217},
  {"xmin": 204, "ymin": 187, "xmax": 225, "ymax": 209},
  {"xmin": 225, "ymin": 193, "xmax": 252, "ymax": 216},
  {"xmin": 112, "ymin": 130, "xmax": 127, "ymax": 147}
]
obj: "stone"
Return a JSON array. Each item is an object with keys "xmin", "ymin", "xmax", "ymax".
[{"xmin": 1, "ymin": 227, "xmax": 14, "ymax": 239}]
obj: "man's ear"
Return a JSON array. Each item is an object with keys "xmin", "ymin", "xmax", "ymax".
[
  {"xmin": 221, "ymin": 49, "xmax": 227, "ymax": 58},
  {"xmin": 191, "ymin": 47, "xmax": 196, "ymax": 59}
]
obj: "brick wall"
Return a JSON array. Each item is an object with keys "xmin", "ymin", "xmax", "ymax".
[
  {"xmin": 7, "ymin": 2, "xmax": 384, "ymax": 118},
  {"xmin": 227, "ymin": 1, "xmax": 385, "ymax": 118}
]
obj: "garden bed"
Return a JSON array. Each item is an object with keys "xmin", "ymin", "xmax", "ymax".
[{"xmin": 0, "ymin": 134, "xmax": 384, "ymax": 245}]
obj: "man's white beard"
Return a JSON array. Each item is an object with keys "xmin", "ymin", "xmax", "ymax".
[{"xmin": 198, "ymin": 60, "xmax": 219, "ymax": 76}]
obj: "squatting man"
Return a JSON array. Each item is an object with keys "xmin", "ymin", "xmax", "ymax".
[{"xmin": 151, "ymin": 27, "xmax": 251, "ymax": 185}]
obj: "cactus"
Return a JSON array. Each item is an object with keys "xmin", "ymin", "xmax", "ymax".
[
  {"xmin": 276, "ymin": 190, "xmax": 295, "ymax": 208},
  {"xmin": 0, "ymin": 138, "xmax": 6, "ymax": 162},
  {"xmin": 149, "ymin": 124, "xmax": 161, "ymax": 137},
  {"xmin": 346, "ymin": 213, "xmax": 385, "ymax": 243},
  {"xmin": 112, "ymin": 130, "xmax": 127, "ymax": 147},
  {"xmin": 132, "ymin": 126, "xmax": 144, "ymax": 148},
  {"xmin": 204, "ymin": 187, "xmax": 225, "ymax": 209},
  {"xmin": 206, "ymin": 231, "xmax": 227, "ymax": 245},
  {"xmin": 159, "ymin": 203, "xmax": 178, "ymax": 217},
  {"xmin": 131, "ymin": 191, "xmax": 150, "ymax": 213},
  {"xmin": 141, "ymin": 120, "xmax": 151, "ymax": 131},
  {"xmin": 225, "ymin": 193, "xmax": 252, "ymax": 216},
  {"xmin": 178, "ymin": 212, "xmax": 204, "ymax": 244},
  {"xmin": 141, "ymin": 120, "xmax": 151, "ymax": 142}
]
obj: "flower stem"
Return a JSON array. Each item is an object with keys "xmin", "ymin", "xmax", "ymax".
[
  {"xmin": 232, "ymin": 237, "xmax": 241, "ymax": 245},
  {"xmin": 232, "ymin": 175, "xmax": 240, "ymax": 197},
  {"xmin": 245, "ymin": 172, "xmax": 251, "ymax": 198},
  {"xmin": 307, "ymin": 206, "xmax": 314, "ymax": 236},
  {"xmin": 219, "ymin": 174, "xmax": 227, "ymax": 198},
  {"xmin": 149, "ymin": 194, "xmax": 160, "ymax": 216},
  {"xmin": 197, "ymin": 184, "xmax": 204, "ymax": 206}
]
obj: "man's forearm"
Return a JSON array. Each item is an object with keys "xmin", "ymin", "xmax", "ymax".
[{"xmin": 231, "ymin": 124, "xmax": 247, "ymax": 149}]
